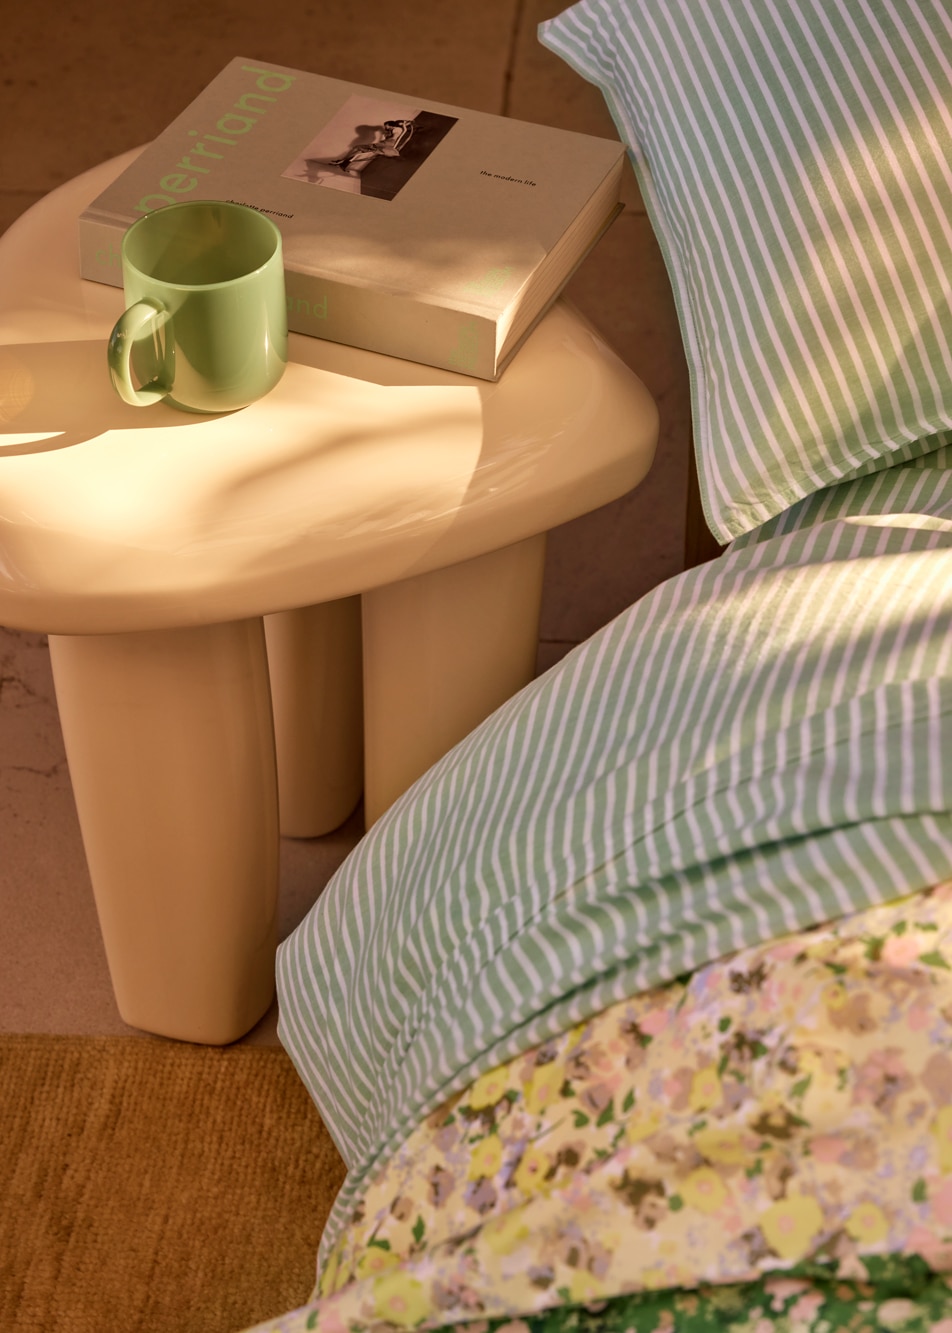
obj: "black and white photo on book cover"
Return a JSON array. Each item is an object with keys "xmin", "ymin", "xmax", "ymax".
[{"xmin": 282, "ymin": 94, "xmax": 458, "ymax": 200}]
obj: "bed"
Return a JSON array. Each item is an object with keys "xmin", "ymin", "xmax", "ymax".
[{"xmin": 242, "ymin": 3, "xmax": 952, "ymax": 1330}]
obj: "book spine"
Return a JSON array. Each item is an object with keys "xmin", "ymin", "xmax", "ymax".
[
  {"xmin": 285, "ymin": 271, "xmax": 499, "ymax": 379},
  {"xmin": 79, "ymin": 216, "xmax": 125, "ymax": 287},
  {"xmin": 79, "ymin": 213, "xmax": 500, "ymax": 379}
]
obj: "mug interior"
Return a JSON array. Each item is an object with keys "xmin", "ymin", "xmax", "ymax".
[{"xmin": 124, "ymin": 201, "xmax": 280, "ymax": 287}]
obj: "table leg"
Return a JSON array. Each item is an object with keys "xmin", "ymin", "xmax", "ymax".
[
  {"xmin": 361, "ymin": 533, "xmax": 547, "ymax": 826},
  {"xmin": 47, "ymin": 619, "xmax": 278, "ymax": 1044},
  {"xmin": 264, "ymin": 598, "xmax": 364, "ymax": 838}
]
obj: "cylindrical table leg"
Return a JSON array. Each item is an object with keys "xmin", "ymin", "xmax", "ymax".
[
  {"xmin": 264, "ymin": 598, "xmax": 364, "ymax": 838},
  {"xmin": 361, "ymin": 533, "xmax": 547, "ymax": 827},
  {"xmin": 47, "ymin": 619, "xmax": 279, "ymax": 1045}
]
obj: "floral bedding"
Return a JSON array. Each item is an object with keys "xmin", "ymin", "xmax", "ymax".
[{"xmin": 246, "ymin": 878, "xmax": 952, "ymax": 1333}]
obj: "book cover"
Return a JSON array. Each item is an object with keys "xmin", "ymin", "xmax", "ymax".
[{"xmin": 79, "ymin": 58, "xmax": 625, "ymax": 379}]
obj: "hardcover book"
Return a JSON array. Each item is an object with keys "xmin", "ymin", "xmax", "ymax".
[{"xmin": 78, "ymin": 57, "xmax": 626, "ymax": 379}]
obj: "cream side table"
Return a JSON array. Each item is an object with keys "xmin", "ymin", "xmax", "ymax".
[{"xmin": 0, "ymin": 152, "xmax": 658, "ymax": 1043}]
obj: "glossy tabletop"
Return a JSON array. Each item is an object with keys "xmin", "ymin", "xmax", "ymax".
[{"xmin": 0, "ymin": 151, "xmax": 658, "ymax": 636}]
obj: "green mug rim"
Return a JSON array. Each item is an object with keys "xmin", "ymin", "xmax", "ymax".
[{"xmin": 121, "ymin": 199, "xmax": 283, "ymax": 291}]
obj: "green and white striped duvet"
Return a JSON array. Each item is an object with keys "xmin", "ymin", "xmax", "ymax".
[{"xmin": 277, "ymin": 452, "xmax": 951, "ymax": 1261}]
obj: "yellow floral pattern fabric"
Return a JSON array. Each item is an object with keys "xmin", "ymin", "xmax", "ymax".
[{"xmin": 248, "ymin": 880, "xmax": 952, "ymax": 1332}]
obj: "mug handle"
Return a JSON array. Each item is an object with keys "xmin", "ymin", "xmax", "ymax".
[{"xmin": 107, "ymin": 299, "xmax": 172, "ymax": 407}]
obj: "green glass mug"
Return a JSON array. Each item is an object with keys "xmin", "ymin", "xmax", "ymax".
[{"xmin": 107, "ymin": 200, "xmax": 288, "ymax": 413}]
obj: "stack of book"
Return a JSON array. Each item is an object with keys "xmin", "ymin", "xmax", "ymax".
[{"xmin": 79, "ymin": 57, "xmax": 626, "ymax": 380}]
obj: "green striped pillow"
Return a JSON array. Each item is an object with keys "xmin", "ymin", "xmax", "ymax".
[{"xmin": 539, "ymin": 0, "xmax": 952, "ymax": 542}]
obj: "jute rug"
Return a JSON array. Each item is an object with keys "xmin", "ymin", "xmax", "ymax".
[{"xmin": 0, "ymin": 1034, "xmax": 347, "ymax": 1332}]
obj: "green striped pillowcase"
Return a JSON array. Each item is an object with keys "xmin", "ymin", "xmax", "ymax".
[{"xmin": 539, "ymin": 0, "xmax": 952, "ymax": 543}]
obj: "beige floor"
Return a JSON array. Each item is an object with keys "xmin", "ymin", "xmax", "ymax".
[{"xmin": 0, "ymin": 0, "xmax": 691, "ymax": 1045}]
